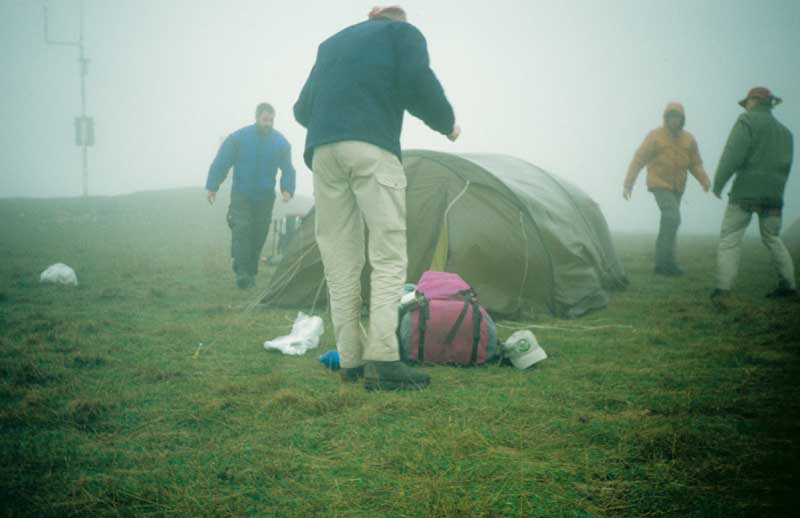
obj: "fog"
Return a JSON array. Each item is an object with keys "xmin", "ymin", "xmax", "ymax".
[{"xmin": 2, "ymin": 0, "xmax": 798, "ymax": 234}]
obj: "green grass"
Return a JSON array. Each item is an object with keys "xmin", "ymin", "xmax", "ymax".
[{"xmin": 1, "ymin": 189, "xmax": 799, "ymax": 517}]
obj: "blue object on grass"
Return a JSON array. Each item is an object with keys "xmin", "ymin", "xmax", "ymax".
[{"xmin": 319, "ymin": 350, "xmax": 340, "ymax": 370}]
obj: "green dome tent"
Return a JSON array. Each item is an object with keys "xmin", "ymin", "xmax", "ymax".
[{"xmin": 261, "ymin": 150, "xmax": 628, "ymax": 318}]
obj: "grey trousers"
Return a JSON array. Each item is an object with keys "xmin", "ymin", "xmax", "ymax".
[
  {"xmin": 651, "ymin": 188, "xmax": 683, "ymax": 269},
  {"xmin": 715, "ymin": 203, "xmax": 796, "ymax": 290}
]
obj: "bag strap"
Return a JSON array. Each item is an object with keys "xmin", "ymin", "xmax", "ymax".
[
  {"xmin": 417, "ymin": 300, "xmax": 429, "ymax": 362},
  {"xmin": 444, "ymin": 291, "xmax": 473, "ymax": 345},
  {"xmin": 470, "ymin": 299, "xmax": 482, "ymax": 364}
]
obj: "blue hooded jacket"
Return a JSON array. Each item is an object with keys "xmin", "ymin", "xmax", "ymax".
[
  {"xmin": 294, "ymin": 18, "xmax": 455, "ymax": 168},
  {"xmin": 205, "ymin": 125, "xmax": 296, "ymax": 199}
]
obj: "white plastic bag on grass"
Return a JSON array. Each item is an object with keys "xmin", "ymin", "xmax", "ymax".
[
  {"xmin": 40, "ymin": 263, "xmax": 78, "ymax": 286},
  {"xmin": 263, "ymin": 312, "xmax": 324, "ymax": 355}
]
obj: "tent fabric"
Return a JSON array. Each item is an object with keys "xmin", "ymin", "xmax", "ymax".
[
  {"xmin": 261, "ymin": 150, "xmax": 628, "ymax": 318},
  {"xmin": 272, "ymin": 193, "xmax": 313, "ymax": 218}
]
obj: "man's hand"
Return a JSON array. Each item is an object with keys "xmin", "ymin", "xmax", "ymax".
[
  {"xmin": 703, "ymin": 183, "xmax": 711, "ymax": 193},
  {"xmin": 281, "ymin": 191, "xmax": 292, "ymax": 203},
  {"xmin": 623, "ymin": 187, "xmax": 632, "ymax": 201},
  {"xmin": 447, "ymin": 125, "xmax": 461, "ymax": 142},
  {"xmin": 207, "ymin": 191, "xmax": 217, "ymax": 205}
]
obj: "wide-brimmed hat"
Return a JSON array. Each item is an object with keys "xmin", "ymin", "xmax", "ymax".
[{"xmin": 739, "ymin": 87, "xmax": 782, "ymax": 107}]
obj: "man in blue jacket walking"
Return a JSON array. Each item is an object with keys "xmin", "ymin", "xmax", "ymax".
[
  {"xmin": 294, "ymin": 6, "xmax": 460, "ymax": 391},
  {"xmin": 206, "ymin": 103, "xmax": 296, "ymax": 289}
]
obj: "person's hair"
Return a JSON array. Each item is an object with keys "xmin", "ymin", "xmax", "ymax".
[
  {"xmin": 368, "ymin": 6, "xmax": 407, "ymax": 22},
  {"xmin": 255, "ymin": 103, "xmax": 275, "ymax": 118}
]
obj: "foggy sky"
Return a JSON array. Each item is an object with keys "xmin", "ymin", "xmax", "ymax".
[{"xmin": 1, "ymin": 0, "xmax": 799, "ymax": 234}]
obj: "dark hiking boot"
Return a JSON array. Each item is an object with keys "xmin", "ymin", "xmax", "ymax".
[
  {"xmin": 766, "ymin": 287, "xmax": 799, "ymax": 300},
  {"xmin": 667, "ymin": 265, "xmax": 685, "ymax": 276},
  {"xmin": 236, "ymin": 275, "xmax": 255, "ymax": 289},
  {"xmin": 710, "ymin": 288, "xmax": 731, "ymax": 310},
  {"xmin": 655, "ymin": 265, "xmax": 685, "ymax": 276},
  {"xmin": 364, "ymin": 361, "xmax": 431, "ymax": 391},
  {"xmin": 340, "ymin": 366, "xmax": 365, "ymax": 383}
]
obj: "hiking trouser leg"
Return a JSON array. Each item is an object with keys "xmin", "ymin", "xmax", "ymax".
[
  {"xmin": 248, "ymin": 194, "xmax": 276, "ymax": 276},
  {"xmin": 227, "ymin": 192, "xmax": 254, "ymax": 276},
  {"xmin": 345, "ymin": 142, "xmax": 407, "ymax": 363},
  {"xmin": 758, "ymin": 213, "xmax": 796, "ymax": 289},
  {"xmin": 716, "ymin": 203, "xmax": 752, "ymax": 290},
  {"xmin": 313, "ymin": 144, "xmax": 367, "ymax": 369},
  {"xmin": 652, "ymin": 188, "xmax": 682, "ymax": 269}
]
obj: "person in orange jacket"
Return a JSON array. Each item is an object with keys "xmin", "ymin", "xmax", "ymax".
[{"xmin": 624, "ymin": 102, "xmax": 711, "ymax": 275}]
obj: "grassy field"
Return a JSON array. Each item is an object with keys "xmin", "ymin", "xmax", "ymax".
[{"xmin": 1, "ymin": 189, "xmax": 799, "ymax": 517}]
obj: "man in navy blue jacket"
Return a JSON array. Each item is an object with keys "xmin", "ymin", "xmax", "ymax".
[
  {"xmin": 294, "ymin": 6, "xmax": 460, "ymax": 390},
  {"xmin": 206, "ymin": 103, "xmax": 296, "ymax": 289}
]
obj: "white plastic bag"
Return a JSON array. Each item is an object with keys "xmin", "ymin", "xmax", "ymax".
[
  {"xmin": 263, "ymin": 312, "xmax": 324, "ymax": 355},
  {"xmin": 39, "ymin": 263, "xmax": 78, "ymax": 286}
]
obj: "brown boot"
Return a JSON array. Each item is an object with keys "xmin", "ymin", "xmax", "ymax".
[
  {"xmin": 364, "ymin": 361, "xmax": 430, "ymax": 391},
  {"xmin": 766, "ymin": 286, "xmax": 799, "ymax": 300}
]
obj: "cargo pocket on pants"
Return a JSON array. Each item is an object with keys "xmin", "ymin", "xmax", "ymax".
[
  {"xmin": 375, "ymin": 171, "xmax": 407, "ymax": 191},
  {"xmin": 374, "ymin": 171, "xmax": 408, "ymax": 231}
]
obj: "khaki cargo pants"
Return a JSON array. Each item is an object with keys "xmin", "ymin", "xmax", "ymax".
[
  {"xmin": 312, "ymin": 141, "xmax": 407, "ymax": 368},
  {"xmin": 716, "ymin": 202, "xmax": 796, "ymax": 290}
]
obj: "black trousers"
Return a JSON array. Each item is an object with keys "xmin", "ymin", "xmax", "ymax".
[{"xmin": 226, "ymin": 192, "xmax": 276, "ymax": 277}]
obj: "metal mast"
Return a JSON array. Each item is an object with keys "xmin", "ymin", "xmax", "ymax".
[{"xmin": 44, "ymin": 0, "xmax": 92, "ymax": 197}]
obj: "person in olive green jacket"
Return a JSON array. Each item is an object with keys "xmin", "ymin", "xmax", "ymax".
[{"xmin": 712, "ymin": 87, "xmax": 796, "ymax": 303}]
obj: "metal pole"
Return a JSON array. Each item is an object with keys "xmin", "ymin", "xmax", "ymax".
[
  {"xmin": 43, "ymin": 0, "xmax": 90, "ymax": 197},
  {"xmin": 79, "ymin": 0, "xmax": 88, "ymax": 197}
]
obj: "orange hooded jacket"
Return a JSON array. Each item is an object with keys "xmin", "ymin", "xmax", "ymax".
[{"xmin": 624, "ymin": 103, "xmax": 710, "ymax": 194}]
